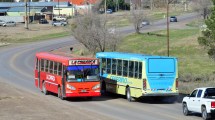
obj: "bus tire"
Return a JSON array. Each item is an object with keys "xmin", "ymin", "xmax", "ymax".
[
  {"xmin": 126, "ymin": 87, "xmax": 132, "ymax": 102},
  {"xmin": 42, "ymin": 81, "xmax": 48, "ymax": 95},
  {"xmin": 58, "ymin": 86, "xmax": 64, "ymax": 100},
  {"xmin": 101, "ymin": 81, "xmax": 106, "ymax": 95}
]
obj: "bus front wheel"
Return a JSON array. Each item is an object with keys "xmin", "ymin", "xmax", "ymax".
[
  {"xmin": 126, "ymin": 87, "xmax": 133, "ymax": 102},
  {"xmin": 58, "ymin": 86, "xmax": 64, "ymax": 100}
]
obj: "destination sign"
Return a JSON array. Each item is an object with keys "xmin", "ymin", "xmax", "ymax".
[{"xmin": 69, "ymin": 59, "xmax": 98, "ymax": 65}]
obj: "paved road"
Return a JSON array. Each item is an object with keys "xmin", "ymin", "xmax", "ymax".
[
  {"xmin": 118, "ymin": 12, "xmax": 200, "ymax": 34},
  {"xmin": 0, "ymin": 12, "xmax": 204, "ymax": 120}
]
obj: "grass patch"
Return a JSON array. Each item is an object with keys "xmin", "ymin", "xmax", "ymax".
[
  {"xmin": 186, "ymin": 19, "xmax": 205, "ymax": 27},
  {"xmin": 5, "ymin": 32, "xmax": 71, "ymax": 43}
]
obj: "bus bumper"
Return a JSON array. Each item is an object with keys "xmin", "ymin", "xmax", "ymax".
[
  {"xmin": 65, "ymin": 92, "xmax": 101, "ymax": 97},
  {"xmin": 142, "ymin": 93, "xmax": 179, "ymax": 97}
]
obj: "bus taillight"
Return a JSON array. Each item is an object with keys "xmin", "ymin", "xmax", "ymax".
[
  {"xmin": 176, "ymin": 78, "xmax": 178, "ymax": 89},
  {"xmin": 143, "ymin": 79, "xmax": 147, "ymax": 90}
]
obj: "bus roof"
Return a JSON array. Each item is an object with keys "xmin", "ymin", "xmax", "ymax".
[
  {"xmin": 96, "ymin": 52, "xmax": 177, "ymax": 61},
  {"xmin": 36, "ymin": 52, "xmax": 98, "ymax": 66}
]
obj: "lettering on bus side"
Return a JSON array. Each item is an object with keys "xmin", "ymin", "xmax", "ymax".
[
  {"xmin": 110, "ymin": 76, "xmax": 132, "ymax": 84},
  {"xmin": 46, "ymin": 75, "xmax": 55, "ymax": 81},
  {"xmin": 69, "ymin": 60, "xmax": 98, "ymax": 65}
]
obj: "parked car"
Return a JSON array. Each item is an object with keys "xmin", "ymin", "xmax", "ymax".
[
  {"xmin": 2, "ymin": 21, "xmax": 16, "ymax": 27},
  {"xmin": 182, "ymin": 87, "xmax": 215, "ymax": 120},
  {"xmin": 52, "ymin": 21, "xmax": 68, "ymax": 26},
  {"xmin": 141, "ymin": 20, "xmax": 150, "ymax": 27},
  {"xmin": 39, "ymin": 19, "xmax": 48, "ymax": 24},
  {"xmin": 0, "ymin": 20, "xmax": 5, "ymax": 26},
  {"xmin": 106, "ymin": 9, "xmax": 113, "ymax": 14},
  {"xmin": 170, "ymin": 16, "xmax": 177, "ymax": 22},
  {"xmin": 53, "ymin": 16, "xmax": 67, "ymax": 21}
]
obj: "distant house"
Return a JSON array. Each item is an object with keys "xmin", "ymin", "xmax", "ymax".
[
  {"xmin": 53, "ymin": 0, "xmax": 97, "ymax": 6},
  {"xmin": 0, "ymin": 2, "xmax": 75, "ymax": 19}
]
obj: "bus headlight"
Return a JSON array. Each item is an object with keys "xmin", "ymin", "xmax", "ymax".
[
  {"xmin": 92, "ymin": 84, "xmax": 100, "ymax": 90},
  {"xmin": 67, "ymin": 84, "xmax": 76, "ymax": 90}
]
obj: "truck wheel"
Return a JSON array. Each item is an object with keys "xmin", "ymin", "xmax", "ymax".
[
  {"xmin": 202, "ymin": 106, "xmax": 210, "ymax": 120},
  {"xmin": 126, "ymin": 87, "xmax": 132, "ymax": 102},
  {"xmin": 182, "ymin": 103, "xmax": 190, "ymax": 116},
  {"xmin": 42, "ymin": 81, "xmax": 48, "ymax": 95}
]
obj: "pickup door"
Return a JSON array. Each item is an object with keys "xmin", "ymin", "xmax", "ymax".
[{"xmin": 187, "ymin": 89, "xmax": 203, "ymax": 112}]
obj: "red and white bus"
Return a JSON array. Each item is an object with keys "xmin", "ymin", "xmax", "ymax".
[{"xmin": 34, "ymin": 52, "xmax": 101, "ymax": 99}]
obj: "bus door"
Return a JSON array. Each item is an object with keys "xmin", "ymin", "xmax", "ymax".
[
  {"xmin": 35, "ymin": 57, "xmax": 40, "ymax": 89},
  {"xmin": 61, "ymin": 65, "xmax": 66, "ymax": 97}
]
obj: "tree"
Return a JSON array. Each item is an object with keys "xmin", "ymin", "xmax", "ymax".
[
  {"xmin": 198, "ymin": 0, "xmax": 215, "ymax": 60},
  {"xmin": 190, "ymin": 0, "xmax": 212, "ymax": 19},
  {"xmin": 72, "ymin": 12, "xmax": 120, "ymax": 54},
  {"xmin": 130, "ymin": 9, "xmax": 149, "ymax": 34}
]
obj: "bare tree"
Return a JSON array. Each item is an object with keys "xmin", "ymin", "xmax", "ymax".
[
  {"xmin": 130, "ymin": 9, "xmax": 148, "ymax": 34},
  {"xmin": 190, "ymin": 0, "xmax": 212, "ymax": 19},
  {"xmin": 72, "ymin": 12, "xmax": 121, "ymax": 54}
]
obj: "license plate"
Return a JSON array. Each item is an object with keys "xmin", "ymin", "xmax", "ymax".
[{"xmin": 81, "ymin": 90, "xmax": 86, "ymax": 92}]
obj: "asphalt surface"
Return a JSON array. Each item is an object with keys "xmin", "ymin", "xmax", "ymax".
[{"xmin": 0, "ymin": 12, "xmax": 205, "ymax": 120}]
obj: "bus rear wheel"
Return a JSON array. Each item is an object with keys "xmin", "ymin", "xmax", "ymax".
[
  {"xmin": 42, "ymin": 81, "xmax": 48, "ymax": 95},
  {"xmin": 126, "ymin": 87, "xmax": 133, "ymax": 102},
  {"xmin": 58, "ymin": 86, "xmax": 64, "ymax": 100}
]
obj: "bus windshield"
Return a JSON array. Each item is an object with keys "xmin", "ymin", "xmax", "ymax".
[{"xmin": 66, "ymin": 65, "xmax": 99, "ymax": 82}]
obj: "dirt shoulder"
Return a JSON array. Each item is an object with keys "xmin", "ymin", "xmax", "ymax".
[{"xmin": 0, "ymin": 80, "xmax": 111, "ymax": 120}]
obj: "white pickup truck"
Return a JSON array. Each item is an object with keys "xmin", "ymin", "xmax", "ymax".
[{"xmin": 182, "ymin": 87, "xmax": 215, "ymax": 120}]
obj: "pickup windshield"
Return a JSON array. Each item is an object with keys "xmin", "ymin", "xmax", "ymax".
[
  {"xmin": 204, "ymin": 88, "xmax": 215, "ymax": 98},
  {"xmin": 66, "ymin": 65, "xmax": 99, "ymax": 82}
]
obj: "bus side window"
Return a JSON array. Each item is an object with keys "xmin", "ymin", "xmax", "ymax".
[
  {"xmin": 49, "ymin": 61, "xmax": 54, "ymax": 74},
  {"xmin": 35, "ymin": 58, "xmax": 38, "ymax": 70},
  {"xmin": 102, "ymin": 58, "xmax": 107, "ymax": 74},
  {"xmin": 123, "ymin": 60, "xmax": 128, "ymax": 77},
  {"xmin": 139, "ymin": 62, "xmax": 142, "ymax": 79},
  {"xmin": 129, "ymin": 61, "xmax": 134, "ymax": 78},
  {"xmin": 54, "ymin": 62, "xmax": 58, "ymax": 75},
  {"xmin": 107, "ymin": 59, "xmax": 111, "ymax": 74},
  {"xmin": 117, "ymin": 60, "xmax": 122, "ymax": 76},
  {"xmin": 134, "ymin": 61, "xmax": 138, "ymax": 78},
  {"xmin": 41, "ymin": 59, "xmax": 45, "ymax": 71},
  {"xmin": 45, "ymin": 60, "xmax": 49, "ymax": 72},
  {"xmin": 112, "ymin": 59, "xmax": 116, "ymax": 75},
  {"xmin": 58, "ymin": 63, "xmax": 62, "ymax": 76}
]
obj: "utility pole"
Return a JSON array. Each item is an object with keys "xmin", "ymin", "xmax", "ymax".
[
  {"xmin": 58, "ymin": 0, "xmax": 60, "ymax": 16},
  {"xmin": 25, "ymin": 0, "xmax": 28, "ymax": 29},
  {"xmin": 166, "ymin": 0, "xmax": 169, "ymax": 56},
  {"xmin": 105, "ymin": 0, "xmax": 107, "ymax": 17}
]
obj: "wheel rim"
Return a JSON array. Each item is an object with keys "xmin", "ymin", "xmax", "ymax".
[
  {"xmin": 202, "ymin": 109, "xmax": 207, "ymax": 119},
  {"xmin": 126, "ymin": 88, "xmax": 130, "ymax": 101},
  {"xmin": 183, "ymin": 105, "xmax": 187, "ymax": 114},
  {"xmin": 58, "ymin": 87, "xmax": 61, "ymax": 98},
  {"xmin": 42, "ymin": 82, "xmax": 46, "ymax": 93}
]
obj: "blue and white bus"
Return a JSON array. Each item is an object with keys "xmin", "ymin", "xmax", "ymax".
[{"xmin": 96, "ymin": 52, "xmax": 178, "ymax": 101}]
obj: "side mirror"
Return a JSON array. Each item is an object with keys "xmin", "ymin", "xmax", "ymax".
[{"xmin": 186, "ymin": 94, "xmax": 190, "ymax": 97}]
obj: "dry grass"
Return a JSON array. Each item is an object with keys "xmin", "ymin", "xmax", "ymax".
[{"xmin": 0, "ymin": 23, "xmax": 71, "ymax": 43}]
